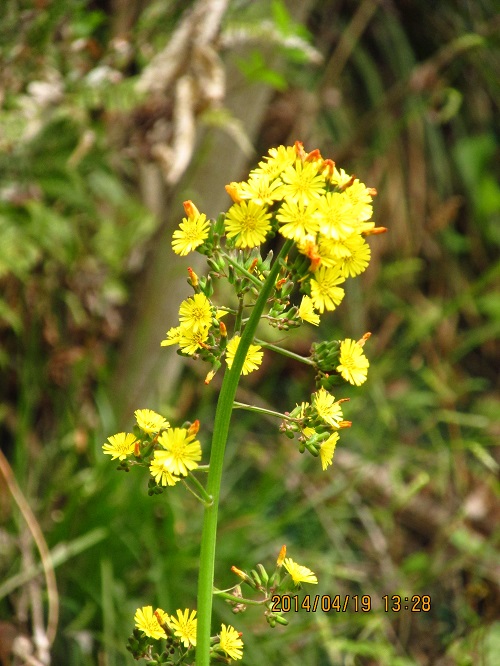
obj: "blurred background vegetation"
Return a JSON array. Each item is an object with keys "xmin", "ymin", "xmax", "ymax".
[{"xmin": 0, "ymin": 0, "xmax": 499, "ymax": 664}]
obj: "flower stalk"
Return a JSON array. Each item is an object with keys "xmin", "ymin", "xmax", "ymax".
[{"xmin": 195, "ymin": 239, "xmax": 293, "ymax": 666}]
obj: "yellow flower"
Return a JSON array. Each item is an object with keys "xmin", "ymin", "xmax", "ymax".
[
  {"xmin": 335, "ymin": 234, "xmax": 371, "ymax": 278},
  {"xmin": 309, "ymin": 266, "xmax": 345, "ymax": 313},
  {"xmin": 178, "ymin": 327, "xmax": 210, "ymax": 355},
  {"xmin": 298, "ymin": 295, "xmax": 320, "ymax": 326},
  {"xmin": 320, "ymin": 432, "xmax": 339, "ymax": 470},
  {"xmin": 225, "ymin": 200, "xmax": 272, "ymax": 248},
  {"xmin": 156, "ymin": 427, "xmax": 202, "ymax": 476},
  {"xmin": 178, "ymin": 293, "xmax": 213, "ymax": 333},
  {"xmin": 337, "ymin": 338, "xmax": 369, "ymax": 386},
  {"xmin": 283, "ymin": 558, "xmax": 318, "ymax": 585},
  {"xmin": 313, "ymin": 388, "xmax": 343, "ymax": 427},
  {"xmin": 168, "ymin": 608, "xmax": 197, "ymax": 648},
  {"xmin": 135, "ymin": 409, "xmax": 169, "ymax": 434},
  {"xmin": 252, "ymin": 145, "xmax": 297, "ymax": 179},
  {"xmin": 238, "ymin": 173, "xmax": 284, "ymax": 206},
  {"xmin": 225, "ymin": 181, "xmax": 245, "ymax": 203},
  {"xmin": 315, "ymin": 234, "xmax": 354, "ymax": 269},
  {"xmin": 219, "ymin": 624, "xmax": 244, "ymax": 661},
  {"xmin": 102, "ymin": 432, "xmax": 137, "ymax": 460},
  {"xmin": 329, "ymin": 164, "xmax": 353, "ymax": 188},
  {"xmin": 154, "ymin": 608, "xmax": 169, "ymax": 626},
  {"xmin": 161, "ymin": 324, "xmax": 210, "ymax": 355},
  {"xmin": 149, "ymin": 457, "xmax": 181, "ymax": 486},
  {"xmin": 134, "ymin": 606, "xmax": 167, "ymax": 640},
  {"xmin": 276, "ymin": 200, "xmax": 320, "ymax": 242},
  {"xmin": 160, "ymin": 326, "xmax": 182, "ymax": 347},
  {"xmin": 343, "ymin": 179, "xmax": 376, "ymax": 222},
  {"xmin": 172, "ymin": 201, "xmax": 210, "ymax": 256},
  {"xmin": 279, "ymin": 160, "xmax": 326, "ymax": 205},
  {"xmin": 225, "ymin": 335, "xmax": 263, "ymax": 375},
  {"xmin": 314, "ymin": 191, "xmax": 357, "ymax": 240}
]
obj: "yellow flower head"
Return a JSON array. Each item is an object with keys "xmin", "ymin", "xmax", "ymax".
[
  {"xmin": 320, "ymin": 431, "xmax": 339, "ymax": 470},
  {"xmin": 309, "ymin": 266, "xmax": 345, "ymax": 313},
  {"xmin": 219, "ymin": 624, "xmax": 244, "ymax": 661},
  {"xmin": 276, "ymin": 199, "xmax": 320, "ymax": 242},
  {"xmin": 177, "ymin": 327, "xmax": 210, "ymax": 355},
  {"xmin": 134, "ymin": 606, "xmax": 167, "ymax": 640},
  {"xmin": 102, "ymin": 432, "xmax": 137, "ymax": 460},
  {"xmin": 314, "ymin": 191, "xmax": 358, "ymax": 240},
  {"xmin": 160, "ymin": 326, "xmax": 182, "ymax": 347},
  {"xmin": 135, "ymin": 409, "xmax": 169, "ymax": 434},
  {"xmin": 279, "ymin": 160, "xmax": 326, "ymax": 206},
  {"xmin": 238, "ymin": 173, "xmax": 284, "ymax": 206},
  {"xmin": 178, "ymin": 293, "xmax": 213, "ymax": 334},
  {"xmin": 337, "ymin": 338, "xmax": 369, "ymax": 386},
  {"xmin": 313, "ymin": 388, "xmax": 343, "ymax": 427},
  {"xmin": 283, "ymin": 558, "xmax": 318, "ymax": 585},
  {"xmin": 343, "ymin": 179, "xmax": 376, "ymax": 222},
  {"xmin": 298, "ymin": 295, "xmax": 320, "ymax": 326},
  {"xmin": 329, "ymin": 165, "xmax": 353, "ymax": 188},
  {"xmin": 335, "ymin": 234, "xmax": 371, "ymax": 278},
  {"xmin": 168, "ymin": 608, "xmax": 197, "ymax": 648},
  {"xmin": 225, "ymin": 181, "xmax": 244, "ymax": 203},
  {"xmin": 149, "ymin": 458, "xmax": 181, "ymax": 486},
  {"xmin": 225, "ymin": 200, "xmax": 272, "ymax": 248},
  {"xmin": 172, "ymin": 201, "xmax": 210, "ymax": 256},
  {"xmin": 252, "ymin": 144, "xmax": 297, "ymax": 179},
  {"xmin": 156, "ymin": 427, "xmax": 202, "ymax": 476},
  {"xmin": 161, "ymin": 324, "xmax": 210, "ymax": 355},
  {"xmin": 225, "ymin": 335, "xmax": 263, "ymax": 375},
  {"xmin": 316, "ymin": 235, "xmax": 354, "ymax": 268}
]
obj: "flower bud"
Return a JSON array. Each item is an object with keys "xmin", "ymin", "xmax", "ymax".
[
  {"xmin": 187, "ymin": 267, "xmax": 199, "ymax": 288},
  {"xmin": 231, "ymin": 565, "xmax": 255, "ymax": 588},
  {"xmin": 256, "ymin": 563, "xmax": 269, "ymax": 585},
  {"xmin": 188, "ymin": 420, "xmax": 200, "ymax": 436},
  {"xmin": 183, "ymin": 200, "xmax": 200, "ymax": 220},
  {"xmin": 250, "ymin": 569, "xmax": 262, "ymax": 587}
]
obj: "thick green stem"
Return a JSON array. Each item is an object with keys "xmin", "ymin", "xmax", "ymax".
[{"xmin": 195, "ymin": 239, "xmax": 293, "ymax": 666}]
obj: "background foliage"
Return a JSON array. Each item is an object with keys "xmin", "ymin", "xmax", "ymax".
[{"xmin": 0, "ymin": 1, "xmax": 499, "ymax": 664}]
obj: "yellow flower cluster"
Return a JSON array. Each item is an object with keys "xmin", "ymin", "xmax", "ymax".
[
  {"xmin": 161, "ymin": 293, "xmax": 219, "ymax": 356},
  {"xmin": 164, "ymin": 143, "xmax": 381, "ymax": 380},
  {"xmin": 102, "ymin": 409, "xmax": 202, "ymax": 489},
  {"xmin": 171, "ymin": 142, "xmax": 377, "ymax": 323},
  {"xmin": 134, "ymin": 606, "xmax": 243, "ymax": 661},
  {"xmin": 283, "ymin": 387, "xmax": 352, "ymax": 471}
]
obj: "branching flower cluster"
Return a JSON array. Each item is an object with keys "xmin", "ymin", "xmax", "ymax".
[
  {"xmin": 221, "ymin": 545, "xmax": 318, "ymax": 629},
  {"xmin": 129, "ymin": 606, "xmax": 243, "ymax": 663},
  {"xmin": 102, "ymin": 142, "xmax": 384, "ymax": 664}
]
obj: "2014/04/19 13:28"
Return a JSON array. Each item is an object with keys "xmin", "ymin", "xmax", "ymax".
[{"xmin": 270, "ymin": 595, "xmax": 431, "ymax": 613}]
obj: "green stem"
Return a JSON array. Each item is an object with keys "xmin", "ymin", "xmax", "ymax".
[
  {"xmin": 255, "ymin": 338, "xmax": 316, "ymax": 366},
  {"xmin": 213, "ymin": 588, "xmax": 268, "ymax": 606},
  {"xmin": 233, "ymin": 401, "xmax": 299, "ymax": 422},
  {"xmin": 195, "ymin": 239, "xmax": 293, "ymax": 666},
  {"xmin": 183, "ymin": 472, "xmax": 213, "ymax": 506},
  {"xmin": 221, "ymin": 250, "xmax": 263, "ymax": 288}
]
